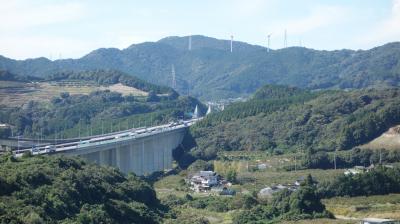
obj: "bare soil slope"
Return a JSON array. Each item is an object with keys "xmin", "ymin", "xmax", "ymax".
[{"xmin": 361, "ymin": 125, "xmax": 400, "ymax": 150}]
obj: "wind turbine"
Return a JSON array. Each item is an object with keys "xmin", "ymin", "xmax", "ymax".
[
  {"xmin": 284, "ymin": 29, "xmax": 288, "ymax": 48},
  {"xmin": 230, "ymin": 35, "xmax": 234, "ymax": 53},
  {"xmin": 188, "ymin": 35, "xmax": 192, "ymax": 51},
  {"xmin": 267, "ymin": 33, "xmax": 272, "ymax": 52}
]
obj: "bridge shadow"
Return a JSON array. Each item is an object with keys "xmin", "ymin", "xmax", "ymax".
[{"xmin": 173, "ymin": 130, "xmax": 197, "ymax": 169}]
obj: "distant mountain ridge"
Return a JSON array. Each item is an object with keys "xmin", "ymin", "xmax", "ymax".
[{"xmin": 1, "ymin": 35, "xmax": 400, "ymax": 100}]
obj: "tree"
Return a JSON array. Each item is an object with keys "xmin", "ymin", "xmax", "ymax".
[
  {"xmin": 60, "ymin": 92, "xmax": 70, "ymax": 99},
  {"xmin": 226, "ymin": 169, "xmax": 237, "ymax": 184},
  {"xmin": 147, "ymin": 91, "xmax": 160, "ymax": 102}
]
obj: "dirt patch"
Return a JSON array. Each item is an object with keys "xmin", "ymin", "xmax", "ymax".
[
  {"xmin": 387, "ymin": 125, "xmax": 400, "ymax": 135},
  {"xmin": 361, "ymin": 125, "xmax": 400, "ymax": 150},
  {"xmin": 101, "ymin": 83, "xmax": 148, "ymax": 96}
]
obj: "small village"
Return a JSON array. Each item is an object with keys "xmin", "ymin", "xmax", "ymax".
[{"xmin": 187, "ymin": 171, "xmax": 236, "ymax": 195}]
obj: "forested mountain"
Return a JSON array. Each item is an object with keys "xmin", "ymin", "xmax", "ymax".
[
  {"xmin": 1, "ymin": 36, "xmax": 400, "ymax": 100},
  {"xmin": 187, "ymin": 85, "xmax": 400, "ymax": 160}
]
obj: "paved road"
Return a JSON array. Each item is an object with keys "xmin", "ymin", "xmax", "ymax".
[{"xmin": 15, "ymin": 118, "xmax": 201, "ymax": 157}]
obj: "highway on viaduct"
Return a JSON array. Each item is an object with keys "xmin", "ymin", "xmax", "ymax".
[{"xmin": 13, "ymin": 118, "xmax": 200, "ymax": 175}]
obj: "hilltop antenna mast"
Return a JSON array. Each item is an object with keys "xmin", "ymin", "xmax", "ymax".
[
  {"xmin": 267, "ymin": 33, "xmax": 272, "ymax": 52},
  {"xmin": 188, "ymin": 35, "xmax": 192, "ymax": 51},
  {"xmin": 284, "ymin": 29, "xmax": 288, "ymax": 48},
  {"xmin": 171, "ymin": 64, "xmax": 176, "ymax": 89},
  {"xmin": 230, "ymin": 35, "xmax": 233, "ymax": 53}
]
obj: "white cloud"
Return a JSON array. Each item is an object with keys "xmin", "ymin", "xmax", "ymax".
[
  {"xmin": 0, "ymin": 1, "xmax": 85, "ymax": 30},
  {"xmin": 358, "ymin": 0, "xmax": 400, "ymax": 46},
  {"xmin": 0, "ymin": 1, "xmax": 87, "ymax": 59},
  {"xmin": 0, "ymin": 35, "xmax": 97, "ymax": 59},
  {"xmin": 270, "ymin": 5, "xmax": 349, "ymax": 35}
]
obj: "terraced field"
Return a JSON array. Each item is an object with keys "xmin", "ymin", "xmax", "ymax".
[{"xmin": 0, "ymin": 81, "xmax": 148, "ymax": 107}]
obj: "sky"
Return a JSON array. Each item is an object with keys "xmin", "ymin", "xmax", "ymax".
[{"xmin": 0, "ymin": 0, "xmax": 399, "ymax": 60}]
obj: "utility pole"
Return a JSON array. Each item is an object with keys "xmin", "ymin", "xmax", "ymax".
[
  {"xmin": 17, "ymin": 135, "xmax": 20, "ymax": 153},
  {"xmin": 334, "ymin": 149, "xmax": 337, "ymax": 170},
  {"xmin": 171, "ymin": 64, "xmax": 176, "ymax": 89},
  {"xmin": 78, "ymin": 119, "xmax": 81, "ymax": 140}
]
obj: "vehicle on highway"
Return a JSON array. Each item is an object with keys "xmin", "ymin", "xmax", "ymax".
[
  {"xmin": 79, "ymin": 140, "xmax": 90, "ymax": 145},
  {"xmin": 44, "ymin": 145, "xmax": 56, "ymax": 153},
  {"xmin": 30, "ymin": 147, "xmax": 40, "ymax": 154},
  {"xmin": 115, "ymin": 133, "xmax": 129, "ymax": 139},
  {"xmin": 136, "ymin": 129, "xmax": 146, "ymax": 134}
]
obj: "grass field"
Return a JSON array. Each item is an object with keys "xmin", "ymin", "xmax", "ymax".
[
  {"xmin": 0, "ymin": 81, "xmax": 148, "ymax": 107},
  {"xmin": 234, "ymin": 168, "xmax": 344, "ymax": 193},
  {"xmin": 323, "ymin": 194, "xmax": 400, "ymax": 220},
  {"xmin": 214, "ymin": 151, "xmax": 343, "ymax": 193},
  {"xmin": 281, "ymin": 219, "xmax": 357, "ymax": 224},
  {"xmin": 154, "ymin": 174, "xmax": 189, "ymax": 199},
  {"xmin": 164, "ymin": 206, "xmax": 234, "ymax": 224}
]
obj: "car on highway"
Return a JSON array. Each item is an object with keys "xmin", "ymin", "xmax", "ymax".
[
  {"xmin": 79, "ymin": 140, "xmax": 90, "ymax": 145},
  {"xmin": 30, "ymin": 147, "xmax": 40, "ymax": 154},
  {"xmin": 44, "ymin": 145, "xmax": 56, "ymax": 153},
  {"xmin": 136, "ymin": 129, "xmax": 146, "ymax": 134},
  {"xmin": 115, "ymin": 133, "xmax": 129, "ymax": 139}
]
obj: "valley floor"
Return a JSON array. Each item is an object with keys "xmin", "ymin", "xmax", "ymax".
[{"xmin": 155, "ymin": 151, "xmax": 400, "ymax": 223}]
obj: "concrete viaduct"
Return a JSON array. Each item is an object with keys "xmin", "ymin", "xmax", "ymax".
[{"xmin": 5, "ymin": 119, "xmax": 199, "ymax": 175}]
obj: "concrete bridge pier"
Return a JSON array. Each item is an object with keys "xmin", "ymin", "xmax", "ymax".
[{"xmin": 64, "ymin": 128, "xmax": 186, "ymax": 175}]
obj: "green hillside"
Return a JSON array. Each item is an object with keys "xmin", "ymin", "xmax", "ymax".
[
  {"xmin": 188, "ymin": 85, "xmax": 400, "ymax": 160},
  {"xmin": 0, "ymin": 155, "xmax": 162, "ymax": 223},
  {"xmin": 1, "ymin": 36, "xmax": 400, "ymax": 100},
  {"xmin": 0, "ymin": 70, "xmax": 205, "ymax": 139}
]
